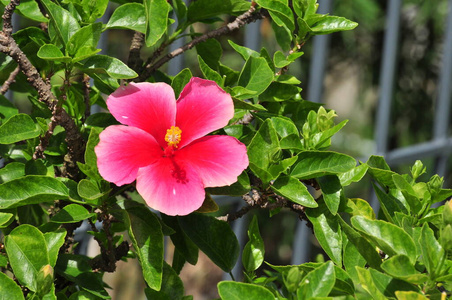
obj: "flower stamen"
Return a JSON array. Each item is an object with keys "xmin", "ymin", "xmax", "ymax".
[{"xmin": 165, "ymin": 126, "xmax": 182, "ymax": 148}]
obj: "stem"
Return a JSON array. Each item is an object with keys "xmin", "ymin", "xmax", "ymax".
[
  {"xmin": 229, "ymin": 271, "xmax": 236, "ymax": 281},
  {"xmin": 0, "ymin": 65, "xmax": 19, "ymax": 95}
]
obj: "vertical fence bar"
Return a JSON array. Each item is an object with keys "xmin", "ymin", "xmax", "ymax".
[
  {"xmin": 374, "ymin": 0, "xmax": 402, "ymax": 155},
  {"xmin": 433, "ymin": 0, "xmax": 452, "ymax": 178},
  {"xmin": 292, "ymin": 0, "xmax": 332, "ymax": 265},
  {"xmin": 306, "ymin": 0, "xmax": 332, "ymax": 104}
]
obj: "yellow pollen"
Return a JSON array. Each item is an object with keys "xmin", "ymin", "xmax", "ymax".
[{"xmin": 165, "ymin": 126, "xmax": 182, "ymax": 148}]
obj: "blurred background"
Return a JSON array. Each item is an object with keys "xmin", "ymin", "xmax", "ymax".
[{"xmin": 3, "ymin": 0, "xmax": 452, "ymax": 298}]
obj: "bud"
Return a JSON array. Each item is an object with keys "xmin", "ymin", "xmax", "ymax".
[
  {"xmin": 317, "ymin": 107, "xmax": 337, "ymax": 131},
  {"xmin": 410, "ymin": 160, "xmax": 426, "ymax": 181},
  {"xmin": 428, "ymin": 175, "xmax": 443, "ymax": 197},
  {"xmin": 36, "ymin": 264, "xmax": 53, "ymax": 296},
  {"xmin": 443, "ymin": 201, "xmax": 452, "ymax": 226}
]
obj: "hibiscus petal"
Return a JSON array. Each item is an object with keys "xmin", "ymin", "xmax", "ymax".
[
  {"xmin": 107, "ymin": 82, "xmax": 176, "ymax": 148},
  {"xmin": 95, "ymin": 125, "xmax": 162, "ymax": 186},
  {"xmin": 176, "ymin": 78, "xmax": 234, "ymax": 148},
  {"xmin": 136, "ymin": 158, "xmax": 205, "ymax": 216},
  {"xmin": 177, "ymin": 135, "xmax": 249, "ymax": 187}
]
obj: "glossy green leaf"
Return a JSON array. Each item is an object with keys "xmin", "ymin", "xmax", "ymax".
[
  {"xmin": 419, "ymin": 223, "xmax": 444, "ymax": 277},
  {"xmin": 77, "ymin": 127, "xmax": 102, "ymax": 180},
  {"xmin": 161, "ymin": 214, "xmax": 198, "ymax": 265},
  {"xmin": 187, "ymin": 0, "xmax": 250, "ymax": 24},
  {"xmin": 340, "ymin": 198, "xmax": 375, "ymax": 220},
  {"xmin": 218, "ymin": 281, "xmax": 274, "ymax": 300},
  {"xmin": 0, "ymin": 175, "xmax": 69, "ymax": 209},
  {"xmin": 0, "ymin": 94, "xmax": 18, "ymax": 121},
  {"xmin": 44, "ymin": 230, "xmax": 66, "ymax": 267},
  {"xmin": 271, "ymin": 175, "xmax": 318, "ymax": 207},
  {"xmin": 342, "ymin": 233, "xmax": 366, "ymax": 283},
  {"xmin": 395, "ymin": 291, "xmax": 429, "ymax": 300},
  {"xmin": 144, "ymin": 0, "xmax": 170, "ymax": 47},
  {"xmin": 339, "ymin": 163, "xmax": 368, "ymax": 186},
  {"xmin": 373, "ymin": 183, "xmax": 407, "ymax": 223},
  {"xmin": 259, "ymin": 82, "xmax": 302, "ymax": 102},
  {"xmin": 238, "ymin": 56, "xmax": 274, "ymax": 96},
  {"xmin": 297, "ymin": 261, "xmax": 335, "ymax": 299},
  {"xmin": 37, "ymin": 44, "xmax": 71, "ymax": 62},
  {"xmin": 145, "ymin": 261, "xmax": 184, "ymax": 299},
  {"xmin": 77, "ymin": 179, "xmax": 106, "ymax": 201},
  {"xmin": 196, "ymin": 38, "xmax": 223, "ymax": 69},
  {"xmin": 310, "ymin": 16, "xmax": 358, "ymax": 35},
  {"xmin": 247, "ymin": 119, "xmax": 280, "ymax": 183},
  {"xmin": 106, "ymin": 3, "xmax": 146, "ymax": 33},
  {"xmin": 67, "ymin": 23, "xmax": 102, "ymax": 57},
  {"xmin": 242, "ymin": 215, "xmax": 265, "ymax": 272},
  {"xmin": 124, "ymin": 206, "xmax": 164, "ymax": 290},
  {"xmin": 0, "ymin": 212, "xmax": 14, "ymax": 227},
  {"xmin": 356, "ymin": 267, "xmax": 387, "ymax": 300},
  {"xmin": 305, "ymin": 201, "xmax": 342, "ymax": 265},
  {"xmin": 41, "ymin": 0, "xmax": 80, "ymax": 45},
  {"xmin": 381, "ymin": 255, "xmax": 428, "ymax": 284},
  {"xmin": 317, "ymin": 175, "xmax": 342, "ymax": 215},
  {"xmin": 198, "ymin": 55, "xmax": 223, "ymax": 86},
  {"xmin": 0, "ymin": 272, "xmax": 25, "ymax": 300},
  {"xmin": 51, "ymin": 204, "xmax": 96, "ymax": 223},
  {"xmin": 255, "ymin": 0, "xmax": 294, "ymax": 31},
  {"xmin": 351, "ymin": 216, "xmax": 417, "ymax": 264},
  {"xmin": 366, "ymin": 156, "xmax": 397, "ymax": 188},
  {"xmin": 0, "ymin": 114, "xmax": 40, "ymax": 144},
  {"xmin": 228, "ymin": 40, "xmax": 260, "ymax": 61},
  {"xmin": 171, "ymin": 68, "xmax": 192, "ymax": 98},
  {"xmin": 0, "ymin": 162, "xmax": 25, "ymax": 183},
  {"xmin": 178, "ymin": 213, "xmax": 239, "ymax": 272},
  {"xmin": 365, "ymin": 267, "xmax": 419, "ymax": 298},
  {"xmin": 81, "ymin": 55, "xmax": 138, "ymax": 79},
  {"xmin": 172, "ymin": 0, "xmax": 187, "ymax": 28},
  {"xmin": 5, "ymin": 224, "xmax": 50, "ymax": 292},
  {"xmin": 291, "ymin": 151, "xmax": 356, "ymax": 179},
  {"xmin": 0, "ymin": 0, "xmax": 46, "ymax": 22}
]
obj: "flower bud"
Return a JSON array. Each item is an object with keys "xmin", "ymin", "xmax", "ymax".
[{"xmin": 410, "ymin": 160, "xmax": 426, "ymax": 181}]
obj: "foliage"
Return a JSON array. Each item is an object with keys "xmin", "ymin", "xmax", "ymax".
[{"xmin": 0, "ymin": 0, "xmax": 450, "ymax": 299}]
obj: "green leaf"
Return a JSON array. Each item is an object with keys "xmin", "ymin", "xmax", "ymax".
[
  {"xmin": 171, "ymin": 68, "xmax": 192, "ymax": 98},
  {"xmin": 206, "ymin": 171, "xmax": 250, "ymax": 197},
  {"xmin": 0, "ymin": 0, "xmax": 47, "ymax": 22},
  {"xmin": 77, "ymin": 179, "xmax": 107, "ymax": 201},
  {"xmin": 259, "ymin": 82, "xmax": 302, "ymax": 102},
  {"xmin": 291, "ymin": 151, "xmax": 356, "ymax": 179},
  {"xmin": 5, "ymin": 224, "xmax": 50, "ymax": 292},
  {"xmin": 0, "ymin": 114, "xmax": 40, "ymax": 144},
  {"xmin": 124, "ymin": 206, "xmax": 164, "ymax": 290},
  {"xmin": 187, "ymin": 0, "xmax": 250, "ymax": 24},
  {"xmin": 339, "ymin": 163, "xmax": 368, "ymax": 186},
  {"xmin": 178, "ymin": 213, "xmax": 239, "ymax": 272},
  {"xmin": 0, "ymin": 272, "xmax": 25, "ymax": 300},
  {"xmin": 0, "ymin": 175, "xmax": 69, "ymax": 209},
  {"xmin": 271, "ymin": 175, "xmax": 318, "ymax": 207},
  {"xmin": 305, "ymin": 201, "xmax": 342, "ymax": 265},
  {"xmin": 419, "ymin": 223, "xmax": 444, "ymax": 277},
  {"xmin": 41, "ymin": 0, "xmax": 81, "ymax": 45},
  {"xmin": 228, "ymin": 40, "xmax": 260, "ymax": 61},
  {"xmin": 0, "ymin": 212, "xmax": 14, "ymax": 227},
  {"xmin": 44, "ymin": 230, "xmax": 66, "ymax": 267},
  {"xmin": 381, "ymin": 255, "xmax": 428, "ymax": 284},
  {"xmin": 218, "ymin": 282, "xmax": 275, "ymax": 300},
  {"xmin": 81, "ymin": 55, "xmax": 138, "ymax": 79},
  {"xmin": 297, "ymin": 261, "xmax": 335, "ymax": 299},
  {"xmin": 67, "ymin": 23, "xmax": 102, "ymax": 57},
  {"xmin": 351, "ymin": 216, "xmax": 417, "ymax": 264},
  {"xmin": 37, "ymin": 44, "xmax": 71, "ymax": 62},
  {"xmin": 255, "ymin": 0, "xmax": 294, "ymax": 31},
  {"xmin": 356, "ymin": 267, "xmax": 387, "ymax": 300},
  {"xmin": 310, "ymin": 16, "xmax": 358, "ymax": 35},
  {"xmin": 144, "ymin": 0, "xmax": 170, "ymax": 47},
  {"xmin": 51, "ymin": 204, "xmax": 96, "ymax": 223},
  {"xmin": 0, "ymin": 94, "xmax": 18, "ymax": 121},
  {"xmin": 172, "ymin": 0, "xmax": 187, "ymax": 28},
  {"xmin": 106, "ymin": 3, "xmax": 146, "ymax": 33},
  {"xmin": 247, "ymin": 119, "xmax": 280, "ymax": 183},
  {"xmin": 161, "ymin": 214, "xmax": 198, "ymax": 265},
  {"xmin": 198, "ymin": 55, "xmax": 223, "ymax": 86},
  {"xmin": 395, "ymin": 291, "xmax": 429, "ymax": 300},
  {"xmin": 0, "ymin": 162, "xmax": 25, "ymax": 183},
  {"xmin": 196, "ymin": 38, "xmax": 223, "ymax": 69},
  {"xmin": 317, "ymin": 175, "xmax": 342, "ymax": 215},
  {"xmin": 145, "ymin": 261, "xmax": 184, "ymax": 299},
  {"xmin": 238, "ymin": 56, "xmax": 274, "ymax": 97},
  {"xmin": 242, "ymin": 215, "xmax": 265, "ymax": 272}
]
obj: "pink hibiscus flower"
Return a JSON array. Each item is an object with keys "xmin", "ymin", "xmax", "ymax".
[{"xmin": 95, "ymin": 77, "xmax": 249, "ymax": 216}]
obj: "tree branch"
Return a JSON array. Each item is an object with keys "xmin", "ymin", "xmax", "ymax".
[
  {"xmin": 127, "ymin": 31, "xmax": 145, "ymax": 73},
  {"xmin": 139, "ymin": 4, "xmax": 267, "ymax": 81},
  {"xmin": 0, "ymin": 0, "xmax": 85, "ymax": 179},
  {"xmin": 0, "ymin": 65, "xmax": 19, "ymax": 95}
]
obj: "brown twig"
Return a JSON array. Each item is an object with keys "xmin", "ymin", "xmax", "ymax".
[
  {"xmin": 33, "ymin": 108, "xmax": 58, "ymax": 159},
  {"xmin": 82, "ymin": 74, "xmax": 91, "ymax": 123},
  {"xmin": 127, "ymin": 31, "xmax": 145, "ymax": 73},
  {"xmin": 0, "ymin": 0, "xmax": 85, "ymax": 179},
  {"xmin": 139, "ymin": 4, "xmax": 267, "ymax": 81},
  {"xmin": 0, "ymin": 65, "xmax": 19, "ymax": 95}
]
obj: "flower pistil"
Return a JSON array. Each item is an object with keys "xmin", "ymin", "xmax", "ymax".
[{"xmin": 165, "ymin": 126, "xmax": 182, "ymax": 148}]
